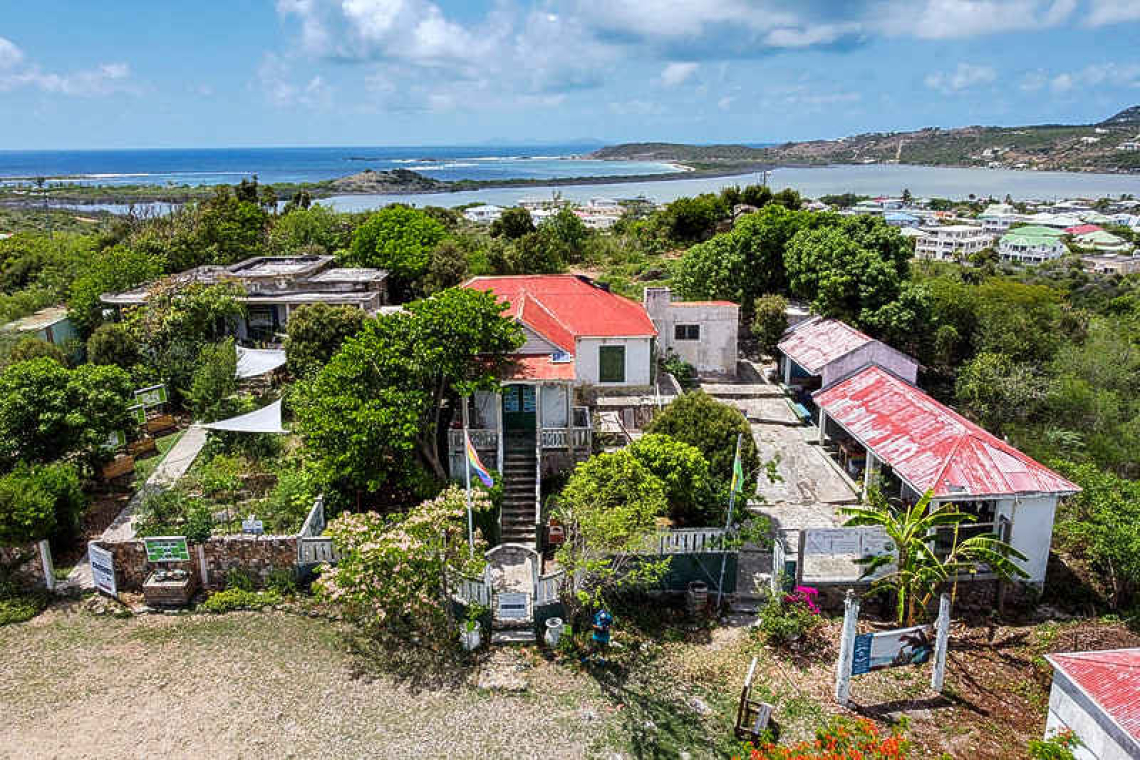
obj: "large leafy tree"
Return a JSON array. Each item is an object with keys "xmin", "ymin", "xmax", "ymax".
[
  {"xmin": 343, "ymin": 205, "xmax": 448, "ymax": 298},
  {"xmin": 268, "ymin": 204, "xmax": 355, "ymax": 255},
  {"xmin": 292, "ymin": 287, "xmax": 523, "ymax": 502},
  {"xmin": 554, "ymin": 450, "xmax": 670, "ymax": 610},
  {"xmin": 626, "ymin": 434, "xmax": 713, "ymax": 525},
  {"xmin": 0, "ymin": 358, "xmax": 132, "ymax": 468},
  {"xmin": 644, "ymin": 391, "xmax": 759, "ymax": 501},
  {"xmin": 67, "ymin": 245, "xmax": 165, "ymax": 335},
  {"xmin": 283, "ymin": 303, "xmax": 367, "ymax": 379},
  {"xmin": 752, "ymin": 294, "xmax": 788, "ymax": 357},
  {"xmin": 490, "ymin": 206, "xmax": 535, "ymax": 239},
  {"xmin": 0, "ymin": 462, "xmax": 86, "ymax": 545},
  {"xmin": 843, "ymin": 489, "xmax": 1028, "ymax": 625}
]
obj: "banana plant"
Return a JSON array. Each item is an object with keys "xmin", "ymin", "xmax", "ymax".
[{"xmin": 843, "ymin": 488, "xmax": 1028, "ymax": 625}]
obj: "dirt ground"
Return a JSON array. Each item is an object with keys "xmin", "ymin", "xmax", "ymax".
[{"xmin": 2, "ymin": 600, "xmax": 1136, "ymax": 759}]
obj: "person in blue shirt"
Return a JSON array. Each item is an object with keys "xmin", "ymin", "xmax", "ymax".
[{"xmin": 590, "ymin": 608, "xmax": 613, "ymax": 659}]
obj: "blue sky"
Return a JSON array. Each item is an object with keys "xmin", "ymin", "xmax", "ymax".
[{"xmin": 2, "ymin": 0, "xmax": 1139, "ymax": 149}]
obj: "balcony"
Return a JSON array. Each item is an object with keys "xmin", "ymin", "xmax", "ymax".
[{"xmin": 448, "ymin": 426, "xmax": 592, "ymax": 453}]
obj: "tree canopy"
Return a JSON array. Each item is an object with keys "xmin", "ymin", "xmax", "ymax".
[
  {"xmin": 343, "ymin": 205, "xmax": 448, "ymax": 298},
  {"xmin": 283, "ymin": 303, "xmax": 367, "ymax": 379}
]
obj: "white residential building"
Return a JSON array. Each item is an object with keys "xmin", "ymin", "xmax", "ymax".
[
  {"xmin": 913, "ymin": 225, "xmax": 995, "ymax": 261},
  {"xmin": 463, "ymin": 204, "xmax": 505, "ymax": 224},
  {"xmin": 643, "ymin": 287, "xmax": 739, "ymax": 378},
  {"xmin": 998, "ymin": 226, "xmax": 1068, "ymax": 265}
]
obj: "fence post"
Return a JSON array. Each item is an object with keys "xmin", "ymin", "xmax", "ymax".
[
  {"xmin": 931, "ymin": 593, "xmax": 951, "ymax": 692},
  {"xmin": 835, "ymin": 589, "xmax": 859, "ymax": 706},
  {"xmin": 197, "ymin": 544, "xmax": 209, "ymax": 589},
  {"xmin": 796, "ymin": 530, "xmax": 807, "ymax": 587},
  {"xmin": 38, "ymin": 539, "xmax": 55, "ymax": 591},
  {"xmin": 771, "ymin": 536, "xmax": 784, "ymax": 597}
]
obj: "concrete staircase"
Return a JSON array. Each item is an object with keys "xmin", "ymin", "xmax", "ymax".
[
  {"xmin": 500, "ymin": 439, "xmax": 537, "ymax": 546},
  {"xmin": 487, "ymin": 544, "xmax": 538, "ymax": 646}
]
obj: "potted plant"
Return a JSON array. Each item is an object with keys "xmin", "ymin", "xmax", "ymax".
[{"xmin": 460, "ymin": 602, "xmax": 486, "ymax": 651}]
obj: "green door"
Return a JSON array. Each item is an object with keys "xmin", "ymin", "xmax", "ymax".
[{"xmin": 502, "ymin": 385, "xmax": 536, "ymax": 434}]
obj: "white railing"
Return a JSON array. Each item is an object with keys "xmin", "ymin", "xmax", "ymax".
[
  {"xmin": 539, "ymin": 427, "xmax": 592, "ymax": 449},
  {"xmin": 297, "ymin": 495, "xmax": 339, "ymax": 565},
  {"xmin": 535, "ymin": 570, "xmax": 565, "ymax": 605},
  {"xmin": 448, "ymin": 428, "xmax": 499, "ymax": 452},
  {"xmin": 653, "ymin": 528, "xmax": 730, "ymax": 555},
  {"xmin": 448, "ymin": 567, "xmax": 492, "ymax": 608}
]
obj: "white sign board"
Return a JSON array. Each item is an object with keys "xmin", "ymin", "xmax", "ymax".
[
  {"xmin": 803, "ymin": 527, "xmax": 895, "ymax": 558},
  {"xmin": 88, "ymin": 543, "xmax": 117, "ymax": 597},
  {"xmin": 242, "ymin": 516, "xmax": 265, "ymax": 535}
]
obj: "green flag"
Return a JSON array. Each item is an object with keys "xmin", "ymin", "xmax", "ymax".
[{"xmin": 731, "ymin": 448, "xmax": 744, "ymax": 494}]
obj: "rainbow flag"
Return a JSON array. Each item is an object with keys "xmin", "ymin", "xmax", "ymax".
[{"xmin": 465, "ymin": 430, "xmax": 494, "ymax": 489}]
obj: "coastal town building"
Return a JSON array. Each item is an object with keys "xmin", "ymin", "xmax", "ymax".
[
  {"xmin": 101, "ymin": 255, "xmax": 388, "ymax": 343},
  {"xmin": 643, "ymin": 286, "xmax": 739, "ymax": 378},
  {"xmin": 463, "ymin": 204, "xmax": 504, "ymax": 224},
  {"xmin": 913, "ymin": 224, "xmax": 994, "ymax": 261},
  {"xmin": 1, "ymin": 305, "xmax": 79, "ymax": 350},
  {"xmin": 1044, "ymin": 648, "xmax": 1140, "ymax": 759},
  {"xmin": 998, "ymin": 226, "xmax": 1068, "ymax": 264},
  {"xmin": 1080, "ymin": 254, "xmax": 1140, "ymax": 275},
  {"xmin": 1071, "ymin": 229, "xmax": 1133, "ymax": 253},
  {"xmin": 884, "ymin": 211, "xmax": 920, "ymax": 228},
  {"xmin": 814, "ymin": 365, "xmax": 1080, "ymax": 585}
]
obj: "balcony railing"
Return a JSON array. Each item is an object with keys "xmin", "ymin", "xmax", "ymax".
[
  {"xmin": 448, "ymin": 428, "xmax": 498, "ymax": 452},
  {"xmin": 540, "ymin": 427, "xmax": 592, "ymax": 449}
]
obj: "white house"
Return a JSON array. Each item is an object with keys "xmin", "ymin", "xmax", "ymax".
[
  {"xmin": 1044, "ymin": 649, "xmax": 1140, "ymax": 759},
  {"xmin": 643, "ymin": 286, "xmax": 739, "ymax": 378},
  {"xmin": 998, "ymin": 226, "xmax": 1068, "ymax": 264},
  {"xmin": 814, "ymin": 365, "xmax": 1080, "ymax": 586},
  {"xmin": 913, "ymin": 224, "xmax": 995, "ymax": 261},
  {"xmin": 463, "ymin": 204, "xmax": 505, "ymax": 224}
]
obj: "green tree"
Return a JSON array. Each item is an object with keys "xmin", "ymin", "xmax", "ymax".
[
  {"xmin": 955, "ymin": 352, "xmax": 1046, "ymax": 434},
  {"xmin": 268, "ymin": 204, "xmax": 354, "ymax": 254},
  {"xmin": 627, "ymin": 434, "xmax": 713, "ymax": 524},
  {"xmin": 0, "ymin": 462, "xmax": 86, "ymax": 545},
  {"xmin": 489, "ymin": 207, "xmax": 535, "ymax": 239},
  {"xmin": 645, "ymin": 391, "xmax": 759, "ymax": 501},
  {"xmin": 187, "ymin": 339, "xmax": 238, "ymax": 422},
  {"xmin": 66, "ymin": 363, "xmax": 135, "ymax": 466},
  {"xmin": 752, "ymin": 294, "xmax": 789, "ymax": 356},
  {"xmin": 554, "ymin": 450, "xmax": 670, "ymax": 609},
  {"xmin": 283, "ymin": 303, "xmax": 367, "ymax": 379},
  {"xmin": 540, "ymin": 207, "xmax": 589, "ymax": 262},
  {"xmin": 86, "ymin": 322, "xmax": 139, "ymax": 370},
  {"xmin": 5, "ymin": 337, "xmax": 67, "ymax": 367},
  {"xmin": 657, "ymin": 194, "xmax": 728, "ymax": 244},
  {"xmin": 67, "ymin": 245, "xmax": 164, "ymax": 335},
  {"xmin": 421, "ymin": 239, "xmax": 471, "ymax": 295},
  {"xmin": 843, "ymin": 489, "xmax": 1028, "ymax": 625},
  {"xmin": 343, "ymin": 205, "xmax": 448, "ymax": 298}
]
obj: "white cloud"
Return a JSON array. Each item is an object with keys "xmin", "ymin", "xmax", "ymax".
[
  {"xmin": 1085, "ymin": 0, "xmax": 1140, "ymax": 26},
  {"xmin": 257, "ymin": 53, "xmax": 332, "ymax": 108},
  {"xmin": 1020, "ymin": 69, "xmax": 1049, "ymax": 92},
  {"xmin": 0, "ymin": 37, "xmax": 134, "ymax": 96},
  {"xmin": 924, "ymin": 63, "xmax": 997, "ymax": 93},
  {"xmin": 876, "ymin": 0, "xmax": 1076, "ymax": 39},
  {"xmin": 718, "ymin": 95, "xmax": 735, "ymax": 110},
  {"xmin": 1049, "ymin": 63, "xmax": 1140, "ymax": 92},
  {"xmin": 660, "ymin": 62, "xmax": 698, "ymax": 87}
]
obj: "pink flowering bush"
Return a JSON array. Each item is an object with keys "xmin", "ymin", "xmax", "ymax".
[
  {"xmin": 315, "ymin": 486, "xmax": 491, "ymax": 644},
  {"xmin": 758, "ymin": 584, "xmax": 823, "ymax": 648}
]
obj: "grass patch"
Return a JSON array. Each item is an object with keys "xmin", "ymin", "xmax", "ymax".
[
  {"xmin": 0, "ymin": 593, "xmax": 49, "ymax": 626},
  {"xmin": 132, "ymin": 430, "xmax": 185, "ymax": 486}
]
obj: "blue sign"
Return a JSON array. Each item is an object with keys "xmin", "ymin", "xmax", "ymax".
[{"xmin": 851, "ymin": 625, "xmax": 934, "ymax": 675}]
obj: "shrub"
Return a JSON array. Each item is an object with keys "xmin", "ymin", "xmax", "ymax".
[
  {"xmin": 0, "ymin": 592, "xmax": 49, "ymax": 626},
  {"xmin": 134, "ymin": 489, "xmax": 214, "ymax": 543},
  {"xmin": 0, "ymin": 461, "xmax": 86, "ymax": 545},
  {"xmin": 226, "ymin": 567, "xmax": 256, "ymax": 592},
  {"xmin": 86, "ymin": 322, "xmax": 139, "ymax": 369},
  {"xmin": 201, "ymin": 588, "xmax": 280, "ymax": 614},
  {"xmin": 752, "ymin": 294, "xmax": 788, "ymax": 357},
  {"xmin": 6, "ymin": 337, "xmax": 67, "ymax": 367},
  {"xmin": 757, "ymin": 586, "xmax": 822, "ymax": 647},
  {"xmin": 283, "ymin": 303, "xmax": 367, "ymax": 379},
  {"xmin": 745, "ymin": 716, "xmax": 909, "ymax": 759},
  {"xmin": 266, "ymin": 568, "xmax": 298, "ymax": 596},
  {"xmin": 626, "ymin": 434, "xmax": 713, "ymax": 524},
  {"xmin": 662, "ymin": 353, "xmax": 698, "ymax": 389},
  {"xmin": 187, "ymin": 339, "xmax": 237, "ymax": 422}
]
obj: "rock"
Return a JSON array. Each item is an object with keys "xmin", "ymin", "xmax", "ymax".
[
  {"xmin": 688, "ymin": 696, "xmax": 712, "ymax": 716},
  {"xmin": 579, "ymin": 708, "xmax": 599, "ymax": 722}
]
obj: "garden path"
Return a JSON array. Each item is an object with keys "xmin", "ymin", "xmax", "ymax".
[{"xmin": 57, "ymin": 426, "xmax": 209, "ymax": 593}]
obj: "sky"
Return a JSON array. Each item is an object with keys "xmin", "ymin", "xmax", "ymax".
[{"xmin": 2, "ymin": 0, "xmax": 1140, "ymax": 149}]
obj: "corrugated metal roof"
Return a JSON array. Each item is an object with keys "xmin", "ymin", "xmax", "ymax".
[
  {"xmin": 2, "ymin": 305, "xmax": 70, "ymax": 332},
  {"xmin": 777, "ymin": 317, "xmax": 874, "ymax": 374},
  {"xmin": 814, "ymin": 365, "xmax": 1079, "ymax": 499},
  {"xmin": 465, "ymin": 275, "xmax": 657, "ymax": 350},
  {"xmin": 1047, "ymin": 649, "xmax": 1140, "ymax": 743},
  {"xmin": 500, "ymin": 354, "xmax": 576, "ymax": 381}
]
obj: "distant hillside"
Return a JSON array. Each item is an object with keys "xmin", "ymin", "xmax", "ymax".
[{"xmin": 592, "ymin": 107, "xmax": 1140, "ymax": 174}]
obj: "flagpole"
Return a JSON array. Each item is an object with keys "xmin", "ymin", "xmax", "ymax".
[
  {"xmin": 462, "ymin": 396, "xmax": 475, "ymax": 559},
  {"xmin": 716, "ymin": 432, "xmax": 744, "ymax": 608}
]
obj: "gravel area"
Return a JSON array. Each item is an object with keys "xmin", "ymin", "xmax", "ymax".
[{"xmin": 0, "ymin": 607, "xmax": 617, "ymax": 759}]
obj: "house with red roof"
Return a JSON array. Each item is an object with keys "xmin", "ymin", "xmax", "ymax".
[
  {"xmin": 777, "ymin": 316, "xmax": 919, "ymax": 392},
  {"xmin": 813, "ymin": 365, "xmax": 1079, "ymax": 584},
  {"xmin": 1045, "ymin": 648, "xmax": 1140, "ymax": 759},
  {"xmin": 455, "ymin": 274, "xmax": 660, "ymax": 545}
]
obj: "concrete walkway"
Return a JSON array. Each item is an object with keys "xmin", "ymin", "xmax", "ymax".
[{"xmin": 57, "ymin": 426, "xmax": 208, "ymax": 593}]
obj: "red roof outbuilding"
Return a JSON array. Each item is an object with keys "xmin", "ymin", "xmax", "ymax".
[
  {"xmin": 465, "ymin": 275, "xmax": 657, "ymax": 354},
  {"xmin": 813, "ymin": 365, "xmax": 1079, "ymax": 499},
  {"xmin": 1064, "ymin": 224, "xmax": 1103, "ymax": 236},
  {"xmin": 777, "ymin": 317, "xmax": 875, "ymax": 375},
  {"xmin": 1047, "ymin": 649, "xmax": 1140, "ymax": 745}
]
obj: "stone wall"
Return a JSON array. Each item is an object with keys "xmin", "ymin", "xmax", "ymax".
[
  {"xmin": 0, "ymin": 543, "xmax": 48, "ymax": 590},
  {"xmin": 97, "ymin": 534, "xmax": 298, "ymax": 592}
]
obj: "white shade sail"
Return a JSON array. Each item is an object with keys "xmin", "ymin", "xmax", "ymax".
[
  {"xmin": 236, "ymin": 346, "xmax": 287, "ymax": 379},
  {"xmin": 200, "ymin": 399, "xmax": 287, "ymax": 434}
]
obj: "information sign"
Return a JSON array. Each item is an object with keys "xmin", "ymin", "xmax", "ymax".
[
  {"xmin": 144, "ymin": 536, "xmax": 190, "ymax": 563},
  {"xmin": 88, "ymin": 543, "xmax": 117, "ymax": 597}
]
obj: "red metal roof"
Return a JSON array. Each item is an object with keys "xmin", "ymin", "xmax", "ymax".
[
  {"xmin": 777, "ymin": 317, "xmax": 874, "ymax": 374},
  {"xmin": 500, "ymin": 354, "xmax": 576, "ymax": 381},
  {"xmin": 1047, "ymin": 649, "xmax": 1140, "ymax": 743},
  {"xmin": 465, "ymin": 275, "xmax": 657, "ymax": 354},
  {"xmin": 670, "ymin": 300, "xmax": 738, "ymax": 307},
  {"xmin": 1064, "ymin": 224, "xmax": 1103, "ymax": 236},
  {"xmin": 814, "ymin": 365, "xmax": 1079, "ymax": 499}
]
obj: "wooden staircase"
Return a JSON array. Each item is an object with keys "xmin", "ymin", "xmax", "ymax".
[{"xmin": 500, "ymin": 437, "xmax": 537, "ymax": 547}]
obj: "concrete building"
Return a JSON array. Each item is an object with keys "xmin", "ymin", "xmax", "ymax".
[
  {"xmin": 102, "ymin": 255, "xmax": 388, "ymax": 343},
  {"xmin": 776, "ymin": 317, "xmax": 918, "ymax": 393},
  {"xmin": 643, "ymin": 286, "xmax": 739, "ymax": 378},
  {"xmin": 884, "ymin": 212, "xmax": 920, "ymax": 228},
  {"xmin": 1071, "ymin": 229, "xmax": 1133, "ymax": 253},
  {"xmin": 1, "ymin": 305, "xmax": 78, "ymax": 349},
  {"xmin": 1081, "ymin": 254, "xmax": 1140, "ymax": 275},
  {"xmin": 814, "ymin": 365, "xmax": 1080, "ymax": 585},
  {"xmin": 998, "ymin": 226, "xmax": 1068, "ymax": 264},
  {"xmin": 913, "ymin": 224, "xmax": 994, "ymax": 261},
  {"xmin": 1044, "ymin": 648, "xmax": 1140, "ymax": 759}
]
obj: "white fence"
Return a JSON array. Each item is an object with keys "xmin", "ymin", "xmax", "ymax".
[
  {"xmin": 448, "ymin": 566, "xmax": 492, "ymax": 608},
  {"xmin": 297, "ymin": 495, "xmax": 339, "ymax": 565},
  {"xmin": 653, "ymin": 528, "xmax": 729, "ymax": 555},
  {"xmin": 535, "ymin": 569, "xmax": 565, "ymax": 605}
]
